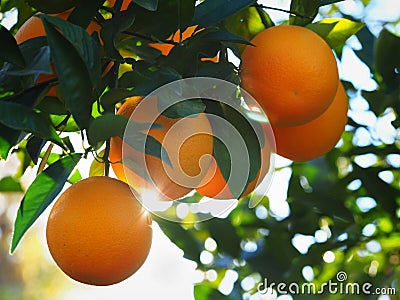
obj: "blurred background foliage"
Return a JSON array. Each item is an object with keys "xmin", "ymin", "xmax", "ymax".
[{"xmin": 1, "ymin": 0, "xmax": 400, "ymax": 299}]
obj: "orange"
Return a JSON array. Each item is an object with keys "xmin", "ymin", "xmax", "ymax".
[
  {"xmin": 106, "ymin": 0, "xmax": 131, "ymax": 10},
  {"xmin": 273, "ymin": 82, "xmax": 348, "ymax": 162},
  {"xmin": 197, "ymin": 124, "xmax": 273, "ymax": 200},
  {"xmin": 46, "ymin": 176, "xmax": 152, "ymax": 286},
  {"xmin": 150, "ymin": 25, "xmax": 218, "ymax": 62},
  {"xmin": 109, "ymin": 96, "xmax": 213, "ymax": 201},
  {"xmin": 241, "ymin": 25, "xmax": 339, "ymax": 127},
  {"xmin": 15, "ymin": 11, "xmax": 102, "ymax": 97}
]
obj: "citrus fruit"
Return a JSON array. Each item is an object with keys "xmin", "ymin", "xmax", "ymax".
[
  {"xmin": 273, "ymin": 82, "xmax": 348, "ymax": 162},
  {"xmin": 109, "ymin": 96, "xmax": 213, "ymax": 201},
  {"xmin": 46, "ymin": 176, "xmax": 152, "ymax": 286},
  {"xmin": 197, "ymin": 124, "xmax": 273, "ymax": 200},
  {"xmin": 241, "ymin": 25, "xmax": 339, "ymax": 127},
  {"xmin": 106, "ymin": 0, "xmax": 131, "ymax": 10},
  {"xmin": 15, "ymin": 11, "xmax": 102, "ymax": 97},
  {"xmin": 26, "ymin": 0, "xmax": 79, "ymax": 14}
]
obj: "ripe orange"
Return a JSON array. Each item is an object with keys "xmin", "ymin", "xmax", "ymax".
[
  {"xmin": 197, "ymin": 124, "xmax": 273, "ymax": 200},
  {"xmin": 15, "ymin": 11, "xmax": 102, "ymax": 97},
  {"xmin": 150, "ymin": 25, "xmax": 218, "ymax": 62},
  {"xmin": 241, "ymin": 25, "xmax": 339, "ymax": 127},
  {"xmin": 46, "ymin": 176, "xmax": 152, "ymax": 286},
  {"xmin": 109, "ymin": 96, "xmax": 213, "ymax": 201},
  {"xmin": 273, "ymin": 82, "xmax": 348, "ymax": 162},
  {"xmin": 106, "ymin": 0, "xmax": 131, "ymax": 10}
]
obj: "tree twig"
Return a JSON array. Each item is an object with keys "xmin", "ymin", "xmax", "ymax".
[
  {"xmin": 255, "ymin": 6, "xmax": 272, "ymax": 28},
  {"xmin": 122, "ymin": 30, "xmax": 179, "ymax": 45},
  {"xmin": 255, "ymin": 4, "xmax": 314, "ymax": 19}
]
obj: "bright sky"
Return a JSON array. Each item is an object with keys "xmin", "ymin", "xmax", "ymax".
[{"xmin": 1, "ymin": 1, "xmax": 400, "ymax": 299}]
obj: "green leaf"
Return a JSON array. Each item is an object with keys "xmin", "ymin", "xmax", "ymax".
[
  {"xmin": 0, "ymin": 25, "xmax": 25, "ymax": 68},
  {"xmin": 374, "ymin": 29, "xmax": 400, "ymax": 91},
  {"xmin": 124, "ymin": 131, "xmax": 172, "ymax": 167},
  {"xmin": 320, "ymin": 0, "xmax": 345, "ymax": 6},
  {"xmin": 306, "ymin": 18, "xmax": 365, "ymax": 49},
  {"xmin": 197, "ymin": 61, "xmax": 240, "ymax": 85},
  {"xmin": 11, "ymin": 153, "xmax": 82, "ymax": 253},
  {"xmin": 207, "ymin": 218, "xmax": 242, "ymax": 257},
  {"xmin": 0, "ymin": 37, "xmax": 52, "ymax": 86},
  {"xmin": 204, "ymin": 101, "xmax": 261, "ymax": 198},
  {"xmin": 224, "ymin": 6, "xmax": 272, "ymax": 53},
  {"xmin": 67, "ymin": 0, "xmax": 104, "ymax": 30},
  {"xmin": 133, "ymin": 67, "xmax": 182, "ymax": 96},
  {"xmin": 100, "ymin": 8, "xmax": 136, "ymax": 59},
  {"xmin": 87, "ymin": 114, "xmax": 128, "ymax": 145},
  {"xmin": 68, "ymin": 169, "xmax": 82, "ymax": 184},
  {"xmin": 201, "ymin": 29, "xmax": 253, "ymax": 45},
  {"xmin": 156, "ymin": 217, "xmax": 202, "ymax": 261},
  {"xmin": 0, "ymin": 125, "xmax": 21, "ymax": 160},
  {"xmin": 41, "ymin": 17, "xmax": 96, "ymax": 129},
  {"xmin": 100, "ymin": 88, "xmax": 136, "ymax": 111},
  {"xmin": 159, "ymin": 97, "xmax": 206, "ymax": 119},
  {"xmin": 177, "ymin": 0, "xmax": 196, "ymax": 31},
  {"xmin": 289, "ymin": 0, "xmax": 319, "ymax": 26},
  {"xmin": 192, "ymin": 0, "xmax": 255, "ymax": 28},
  {"xmin": 0, "ymin": 101, "xmax": 65, "ymax": 148},
  {"xmin": 0, "ymin": 176, "xmax": 23, "ymax": 192},
  {"xmin": 26, "ymin": 136, "xmax": 46, "ymax": 164},
  {"xmin": 39, "ymin": 14, "xmax": 102, "ymax": 93},
  {"xmin": 133, "ymin": 0, "xmax": 158, "ymax": 11},
  {"xmin": 129, "ymin": 0, "xmax": 184, "ymax": 39},
  {"xmin": 89, "ymin": 150, "xmax": 105, "ymax": 177}
]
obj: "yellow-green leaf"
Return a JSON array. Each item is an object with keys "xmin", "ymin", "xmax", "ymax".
[{"xmin": 307, "ymin": 18, "xmax": 365, "ymax": 49}]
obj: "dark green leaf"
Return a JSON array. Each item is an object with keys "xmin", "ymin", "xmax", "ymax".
[
  {"xmin": 11, "ymin": 153, "xmax": 82, "ymax": 253},
  {"xmin": 101, "ymin": 8, "xmax": 136, "ymax": 59},
  {"xmin": 201, "ymin": 29, "xmax": 253, "ymax": 45},
  {"xmin": 133, "ymin": 0, "xmax": 158, "ymax": 11},
  {"xmin": 204, "ymin": 101, "xmax": 261, "ymax": 198},
  {"xmin": 2, "ymin": 80, "xmax": 49, "ymax": 108},
  {"xmin": 177, "ymin": 0, "xmax": 196, "ymax": 31},
  {"xmin": 129, "ymin": 1, "xmax": 183, "ymax": 39},
  {"xmin": 156, "ymin": 217, "xmax": 202, "ymax": 261},
  {"xmin": 26, "ymin": 136, "xmax": 46, "ymax": 164},
  {"xmin": 207, "ymin": 218, "xmax": 242, "ymax": 257},
  {"xmin": 133, "ymin": 67, "xmax": 182, "ymax": 96},
  {"xmin": 0, "ymin": 101, "xmax": 64, "ymax": 148},
  {"xmin": 36, "ymin": 96, "xmax": 68, "ymax": 115},
  {"xmin": 41, "ymin": 17, "xmax": 95, "ymax": 129},
  {"xmin": 355, "ymin": 26, "xmax": 375, "ymax": 67},
  {"xmin": 320, "ymin": 0, "xmax": 345, "ymax": 6},
  {"xmin": 0, "ymin": 125, "xmax": 21, "ymax": 160},
  {"xmin": 289, "ymin": 0, "xmax": 319, "ymax": 26},
  {"xmin": 100, "ymin": 88, "xmax": 136, "ymax": 110},
  {"xmin": 0, "ymin": 38, "xmax": 51, "ymax": 83},
  {"xmin": 39, "ymin": 14, "xmax": 102, "ymax": 92},
  {"xmin": 159, "ymin": 97, "xmax": 206, "ymax": 119},
  {"xmin": 197, "ymin": 61, "xmax": 240, "ymax": 85},
  {"xmin": 0, "ymin": 25, "xmax": 25, "ymax": 68},
  {"xmin": 192, "ymin": 0, "xmax": 255, "ymax": 28},
  {"xmin": 374, "ymin": 29, "xmax": 400, "ymax": 91},
  {"xmin": 0, "ymin": 176, "xmax": 23, "ymax": 192},
  {"xmin": 124, "ymin": 131, "xmax": 172, "ymax": 167},
  {"xmin": 87, "ymin": 114, "xmax": 128, "ymax": 145},
  {"xmin": 67, "ymin": 0, "xmax": 104, "ymax": 29},
  {"xmin": 25, "ymin": 0, "xmax": 79, "ymax": 14}
]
